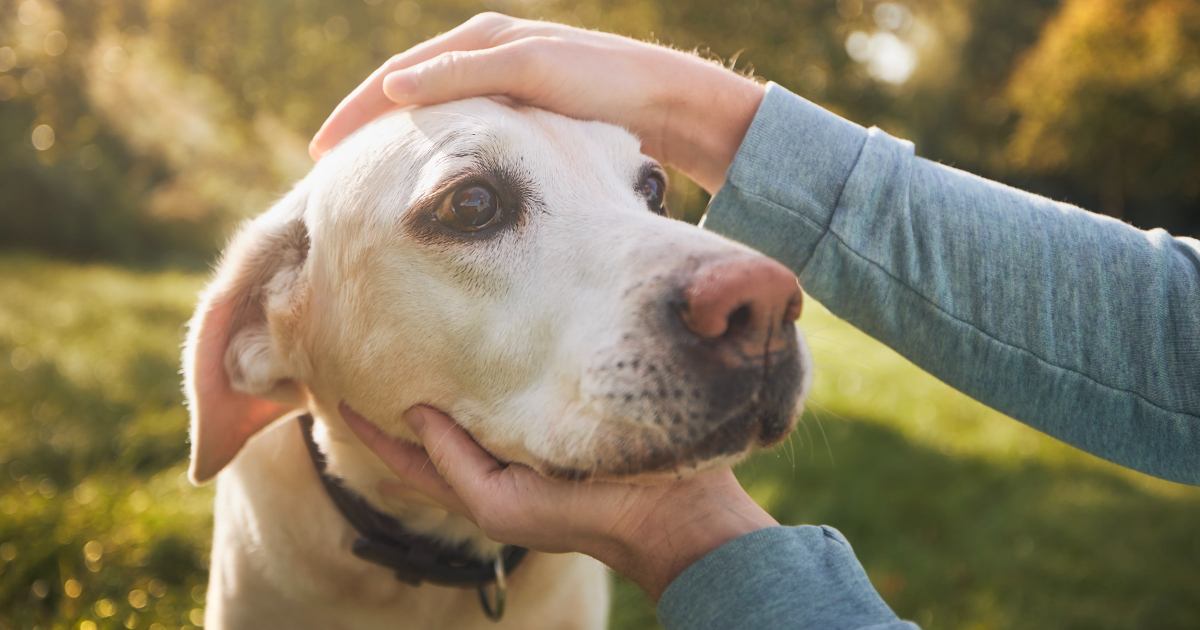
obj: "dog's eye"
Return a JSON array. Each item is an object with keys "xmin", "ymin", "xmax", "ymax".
[
  {"xmin": 640, "ymin": 174, "xmax": 666, "ymax": 216},
  {"xmin": 438, "ymin": 184, "xmax": 500, "ymax": 232}
]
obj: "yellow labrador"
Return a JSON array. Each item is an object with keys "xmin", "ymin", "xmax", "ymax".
[{"xmin": 183, "ymin": 98, "xmax": 812, "ymax": 629}]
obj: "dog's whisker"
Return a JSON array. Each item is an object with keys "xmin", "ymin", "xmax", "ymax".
[
  {"xmin": 784, "ymin": 430, "xmax": 797, "ymax": 473},
  {"xmin": 812, "ymin": 411, "xmax": 835, "ymax": 468},
  {"xmin": 795, "ymin": 413, "xmax": 816, "ymax": 466}
]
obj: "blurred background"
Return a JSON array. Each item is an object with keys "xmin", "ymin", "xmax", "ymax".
[{"xmin": 0, "ymin": 0, "xmax": 1197, "ymax": 628}]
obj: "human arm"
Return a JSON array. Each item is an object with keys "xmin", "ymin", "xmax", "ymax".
[{"xmin": 705, "ymin": 84, "xmax": 1200, "ymax": 485}]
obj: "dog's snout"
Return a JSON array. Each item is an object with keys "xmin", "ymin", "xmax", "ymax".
[{"xmin": 678, "ymin": 256, "xmax": 803, "ymax": 352}]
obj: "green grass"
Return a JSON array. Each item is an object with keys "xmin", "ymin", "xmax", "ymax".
[
  {"xmin": 0, "ymin": 254, "xmax": 211, "ymax": 630},
  {"xmin": 1, "ymin": 253, "xmax": 1197, "ymax": 630}
]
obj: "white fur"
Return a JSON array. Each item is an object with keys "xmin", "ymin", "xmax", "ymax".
[{"xmin": 184, "ymin": 98, "xmax": 812, "ymax": 629}]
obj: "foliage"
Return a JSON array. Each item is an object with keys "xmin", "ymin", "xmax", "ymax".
[
  {"xmin": 0, "ymin": 254, "xmax": 211, "ymax": 630},
  {"xmin": 0, "ymin": 0, "xmax": 1197, "ymax": 268},
  {"xmin": 2, "ymin": 254, "xmax": 1198, "ymax": 629},
  {"xmin": 0, "ymin": 0, "xmax": 220, "ymax": 266},
  {"xmin": 2, "ymin": 0, "xmax": 1199, "ymax": 627},
  {"xmin": 1006, "ymin": 0, "xmax": 1200, "ymax": 227}
]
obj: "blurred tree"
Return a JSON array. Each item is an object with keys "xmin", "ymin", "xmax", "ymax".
[
  {"xmin": 0, "ymin": 0, "xmax": 1196, "ymax": 269},
  {"xmin": 0, "ymin": 0, "xmax": 206, "ymax": 265},
  {"xmin": 1006, "ymin": 0, "xmax": 1200, "ymax": 233}
]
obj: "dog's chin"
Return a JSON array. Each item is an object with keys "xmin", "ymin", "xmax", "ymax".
[
  {"xmin": 534, "ymin": 445, "xmax": 755, "ymax": 486},
  {"xmin": 549, "ymin": 452, "xmax": 749, "ymax": 486},
  {"xmin": 528, "ymin": 406, "xmax": 800, "ymax": 485}
]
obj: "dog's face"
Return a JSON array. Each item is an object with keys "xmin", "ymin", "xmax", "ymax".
[{"xmin": 184, "ymin": 98, "xmax": 811, "ymax": 489}]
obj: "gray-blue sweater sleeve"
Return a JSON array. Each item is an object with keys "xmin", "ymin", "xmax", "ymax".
[
  {"xmin": 658, "ymin": 526, "xmax": 918, "ymax": 630},
  {"xmin": 657, "ymin": 83, "xmax": 1200, "ymax": 630},
  {"xmin": 705, "ymin": 83, "xmax": 1200, "ymax": 485}
]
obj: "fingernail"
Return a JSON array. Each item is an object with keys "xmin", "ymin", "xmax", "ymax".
[
  {"xmin": 384, "ymin": 71, "xmax": 418, "ymax": 99},
  {"xmin": 404, "ymin": 407, "xmax": 428, "ymax": 434}
]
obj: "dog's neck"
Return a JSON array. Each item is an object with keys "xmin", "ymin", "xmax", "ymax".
[
  {"xmin": 305, "ymin": 404, "xmax": 507, "ymax": 560},
  {"xmin": 209, "ymin": 415, "xmax": 557, "ymax": 626},
  {"xmin": 297, "ymin": 414, "xmax": 526, "ymax": 589}
]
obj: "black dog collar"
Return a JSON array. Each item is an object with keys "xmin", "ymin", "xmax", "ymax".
[{"xmin": 298, "ymin": 414, "xmax": 528, "ymax": 620}]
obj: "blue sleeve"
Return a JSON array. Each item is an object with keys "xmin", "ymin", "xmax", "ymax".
[
  {"xmin": 657, "ymin": 526, "xmax": 919, "ymax": 630},
  {"xmin": 704, "ymin": 83, "xmax": 1200, "ymax": 486},
  {"xmin": 656, "ymin": 83, "xmax": 1199, "ymax": 630}
]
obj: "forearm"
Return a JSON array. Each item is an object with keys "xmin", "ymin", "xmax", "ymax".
[{"xmin": 705, "ymin": 83, "xmax": 1200, "ymax": 485}]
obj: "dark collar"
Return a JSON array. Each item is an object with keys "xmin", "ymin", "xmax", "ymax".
[{"xmin": 297, "ymin": 414, "xmax": 529, "ymax": 589}]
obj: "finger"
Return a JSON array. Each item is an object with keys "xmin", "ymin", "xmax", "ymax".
[
  {"xmin": 309, "ymin": 13, "xmax": 519, "ymax": 159},
  {"xmin": 371, "ymin": 440, "xmax": 472, "ymax": 516},
  {"xmin": 377, "ymin": 478, "xmax": 473, "ymax": 518},
  {"xmin": 406, "ymin": 406, "xmax": 508, "ymax": 502},
  {"xmin": 339, "ymin": 403, "xmax": 471, "ymax": 514},
  {"xmin": 381, "ymin": 38, "xmax": 553, "ymax": 107}
]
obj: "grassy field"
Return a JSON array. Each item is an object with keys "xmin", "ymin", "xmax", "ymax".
[{"xmin": 1, "ymin": 252, "xmax": 1197, "ymax": 630}]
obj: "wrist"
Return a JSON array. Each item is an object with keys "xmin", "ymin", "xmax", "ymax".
[
  {"xmin": 590, "ymin": 472, "xmax": 778, "ymax": 601},
  {"xmin": 656, "ymin": 57, "xmax": 765, "ymax": 194},
  {"xmin": 647, "ymin": 502, "xmax": 776, "ymax": 600}
]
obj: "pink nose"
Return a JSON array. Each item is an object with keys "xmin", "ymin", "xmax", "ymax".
[{"xmin": 679, "ymin": 255, "xmax": 803, "ymax": 352}]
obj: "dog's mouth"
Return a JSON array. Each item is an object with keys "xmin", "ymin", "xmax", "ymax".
[
  {"xmin": 538, "ymin": 408, "xmax": 791, "ymax": 482},
  {"xmin": 535, "ymin": 341, "xmax": 806, "ymax": 483}
]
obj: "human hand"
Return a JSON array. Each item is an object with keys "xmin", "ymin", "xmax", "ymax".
[
  {"xmin": 309, "ymin": 13, "xmax": 765, "ymax": 194},
  {"xmin": 341, "ymin": 404, "xmax": 778, "ymax": 601}
]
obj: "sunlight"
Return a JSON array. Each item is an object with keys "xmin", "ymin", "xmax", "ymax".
[
  {"xmin": 846, "ymin": 30, "xmax": 918, "ymax": 85},
  {"xmin": 845, "ymin": 2, "xmax": 919, "ymax": 85}
]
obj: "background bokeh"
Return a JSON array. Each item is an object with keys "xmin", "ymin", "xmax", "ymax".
[{"xmin": 1, "ymin": 0, "xmax": 1198, "ymax": 629}]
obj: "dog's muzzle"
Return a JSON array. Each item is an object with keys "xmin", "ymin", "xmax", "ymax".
[{"xmin": 563, "ymin": 254, "xmax": 808, "ymax": 480}]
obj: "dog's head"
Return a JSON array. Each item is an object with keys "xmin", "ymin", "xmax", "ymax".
[{"xmin": 184, "ymin": 98, "xmax": 811, "ymax": 491}]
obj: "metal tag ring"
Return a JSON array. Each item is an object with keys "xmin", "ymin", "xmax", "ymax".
[{"xmin": 478, "ymin": 555, "xmax": 507, "ymax": 622}]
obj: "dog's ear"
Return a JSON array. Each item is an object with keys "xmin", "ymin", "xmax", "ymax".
[{"xmin": 183, "ymin": 186, "xmax": 313, "ymax": 484}]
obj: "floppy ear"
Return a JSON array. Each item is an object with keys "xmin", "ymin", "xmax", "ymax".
[{"xmin": 183, "ymin": 186, "xmax": 313, "ymax": 484}]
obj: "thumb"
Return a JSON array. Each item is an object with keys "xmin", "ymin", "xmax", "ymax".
[
  {"xmin": 382, "ymin": 39, "xmax": 554, "ymax": 106},
  {"xmin": 406, "ymin": 406, "xmax": 506, "ymax": 501}
]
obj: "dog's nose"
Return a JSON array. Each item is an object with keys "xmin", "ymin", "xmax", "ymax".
[{"xmin": 678, "ymin": 255, "xmax": 803, "ymax": 354}]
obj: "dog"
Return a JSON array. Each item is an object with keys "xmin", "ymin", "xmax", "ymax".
[{"xmin": 182, "ymin": 97, "xmax": 812, "ymax": 629}]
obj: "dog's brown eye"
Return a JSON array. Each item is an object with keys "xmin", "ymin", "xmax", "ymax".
[
  {"xmin": 640, "ymin": 174, "xmax": 666, "ymax": 215},
  {"xmin": 438, "ymin": 184, "xmax": 500, "ymax": 232}
]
